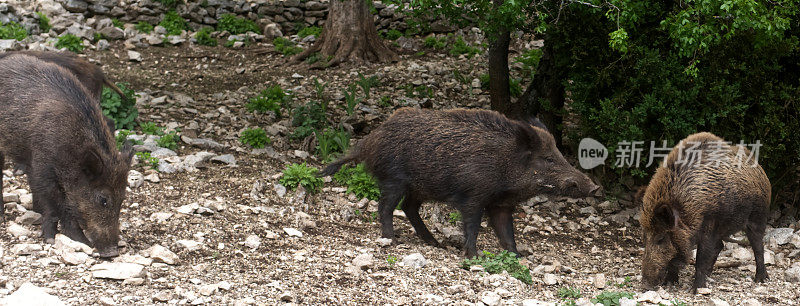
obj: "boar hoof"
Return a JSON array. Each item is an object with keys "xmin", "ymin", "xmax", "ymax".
[
  {"xmin": 44, "ymin": 237, "xmax": 55, "ymax": 244},
  {"xmin": 754, "ymin": 272, "xmax": 768, "ymax": 283}
]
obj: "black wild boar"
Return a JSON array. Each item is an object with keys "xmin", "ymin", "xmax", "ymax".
[
  {"xmin": 322, "ymin": 108, "xmax": 601, "ymax": 258},
  {"xmin": 639, "ymin": 132, "xmax": 770, "ymax": 292},
  {"xmin": 0, "ymin": 53, "xmax": 132, "ymax": 257}
]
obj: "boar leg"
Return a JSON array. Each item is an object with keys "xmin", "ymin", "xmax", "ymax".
[
  {"xmin": 0, "ymin": 152, "xmax": 4, "ymax": 223},
  {"xmin": 462, "ymin": 204, "xmax": 486, "ymax": 258},
  {"xmin": 401, "ymin": 194, "xmax": 440, "ymax": 247},
  {"xmin": 488, "ymin": 206, "xmax": 518, "ymax": 256},
  {"xmin": 745, "ymin": 220, "xmax": 768, "ymax": 282},
  {"xmin": 692, "ymin": 230, "xmax": 722, "ymax": 293},
  {"xmin": 29, "ymin": 170, "xmax": 62, "ymax": 244},
  {"xmin": 60, "ymin": 216, "xmax": 91, "ymax": 245},
  {"xmin": 377, "ymin": 182, "xmax": 405, "ymax": 240}
]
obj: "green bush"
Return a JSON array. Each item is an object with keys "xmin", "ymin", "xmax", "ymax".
[
  {"xmin": 240, "ymin": 128, "xmax": 270, "ymax": 149},
  {"xmin": 315, "ymin": 128, "xmax": 350, "ymax": 163},
  {"xmin": 355, "ymin": 73, "xmax": 380, "ymax": 99},
  {"xmin": 449, "ymin": 36, "xmax": 481, "ymax": 57},
  {"xmin": 217, "ymin": 14, "xmax": 261, "ymax": 35},
  {"xmin": 514, "ymin": 48, "xmax": 542, "ymax": 78},
  {"xmin": 590, "ymin": 291, "xmax": 634, "ymax": 306},
  {"xmin": 297, "ymin": 26, "xmax": 321, "ymax": 38},
  {"xmin": 247, "ymin": 85, "xmax": 290, "ymax": 118},
  {"xmin": 135, "ymin": 152, "xmax": 159, "ymax": 170},
  {"xmin": 157, "ymin": 131, "xmax": 179, "ymax": 150},
  {"xmin": 423, "ymin": 36, "xmax": 447, "ymax": 50},
  {"xmin": 557, "ymin": 287, "xmax": 581, "ymax": 299},
  {"xmin": 101, "ymin": 83, "xmax": 138, "ymax": 130},
  {"xmin": 36, "ymin": 12, "xmax": 51, "ymax": 33},
  {"xmin": 342, "ymin": 84, "xmax": 361, "ymax": 116},
  {"xmin": 273, "ymin": 37, "xmax": 303, "ymax": 57},
  {"xmin": 159, "ymin": 10, "xmax": 190, "ymax": 35},
  {"xmin": 140, "ymin": 122, "xmax": 161, "ymax": 135},
  {"xmin": 112, "ymin": 18, "xmax": 124, "ymax": 29},
  {"xmin": 333, "ymin": 164, "xmax": 380, "ymax": 201},
  {"xmin": 194, "ymin": 27, "xmax": 217, "ymax": 46},
  {"xmin": 115, "ymin": 130, "xmax": 143, "ymax": 149},
  {"xmin": 280, "ymin": 163, "xmax": 323, "ymax": 193},
  {"xmin": 461, "ymin": 250, "xmax": 531, "ymax": 284},
  {"xmin": 0, "ymin": 21, "xmax": 27, "ymax": 40},
  {"xmin": 136, "ymin": 21, "xmax": 154, "ymax": 34},
  {"xmin": 291, "ymin": 100, "xmax": 327, "ymax": 140},
  {"xmin": 381, "ymin": 29, "xmax": 403, "ymax": 40},
  {"xmin": 447, "ymin": 212, "xmax": 461, "ymax": 224}
]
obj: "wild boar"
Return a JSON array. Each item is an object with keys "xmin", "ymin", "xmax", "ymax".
[
  {"xmin": 0, "ymin": 53, "xmax": 132, "ymax": 257},
  {"xmin": 322, "ymin": 108, "xmax": 601, "ymax": 258},
  {"xmin": 639, "ymin": 132, "xmax": 770, "ymax": 292}
]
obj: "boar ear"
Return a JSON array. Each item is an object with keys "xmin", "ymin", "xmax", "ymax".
[
  {"xmin": 120, "ymin": 141, "xmax": 134, "ymax": 164},
  {"xmin": 527, "ymin": 117, "xmax": 549, "ymax": 132},
  {"xmin": 653, "ymin": 204, "xmax": 680, "ymax": 230},
  {"xmin": 81, "ymin": 150, "xmax": 106, "ymax": 181},
  {"xmin": 633, "ymin": 186, "xmax": 647, "ymax": 207},
  {"xmin": 515, "ymin": 122, "xmax": 543, "ymax": 150}
]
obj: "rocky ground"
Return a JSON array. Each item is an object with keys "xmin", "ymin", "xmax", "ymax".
[{"xmin": 3, "ymin": 4, "xmax": 800, "ymax": 306}]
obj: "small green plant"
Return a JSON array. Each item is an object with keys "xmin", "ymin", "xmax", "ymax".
[
  {"xmin": 616, "ymin": 276, "xmax": 634, "ymax": 288},
  {"xmin": 240, "ymin": 127, "xmax": 270, "ymax": 149},
  {"xmin": 155, "ymin": 0, "xmax": 181, "ymax": 8},
  {"xmin": 194, "ymin": 27, "xmax": 217, "ymax": 46},
  {"xmin": 423, "ymin": 36, "xmax": 447, "ymax": 50},
  {"xmin": 447, "ymin": 212, "xmax": 462, "ymax": 224},
  {"xmin": 297, "ymin": 26, "xmax": 322, "ymax": 38},
  {"xmin": 449, "ymin": 36, "xmax": 481, "ymax": 58},
  {"xmin": 247, "ymin": 85, "xmax": 290, "ymax": 118},
  {"xmin": 387, "ymin": 255, "xmax": 398, "ymax": 266},
  {"xmin": 0, "ymin": 21, "xmax": 27, "ymax": 40},
  {"xmin": 557, "ymin": 287, "xmax": 581, "ymax": 299},
  {"xmin": 111, "ymin": 18, "xmax": 124, "ymax": 29},
  {"xmin": 101, "ymin": 83, "xmax": 138, "ymax": 130},
  {"xmin": 379, "ymin": 95, "xmax": 391, "ymax": 107},
  {"xmin": 510, "ymin": 78, "xmax": 522, "ymax": 97},
  {"xmin": 380, "ymin": 29, "xmax": 403, "ymax": 41},
  {"xmin": 315, "ymin": 128, "xmax": 350, "ymax": 163},
  {"xmin": 514, "ymin": 48, "xmax": 542, "ymax": 78},
  {"xmin": 136, "ymin": 21, "xmax": 154, "ymax": 34},
  {"xmin": 217, "ymin": 14, "xmax": 261, "ymax": 34},
  {"xmin": 36, "ymin": 12, "xmax": 51, "ymax": 33},
  {"xmin": 135, "ymin": 152, "xmax": 160, "ymax": 170},
  {"xmin": 279, "ymin": 163, "xmax": 323, "ymax": 193},
  {"xmin": 55, "ymin": 34, "xmax": 84, "ymax": 52},
  {"xmin": 140, "ymin": 122, "xmax": 161, "ymax": 135},
  {"xmin": 273, "ymin": 37, "xmax": 303, "ymax": 57},
  {"xmin": 342, "ymin": 84, "xmax": 361, "ymax": 116},
  {"xmin": 159, "ymin": 10, "xmax": 190, "ymax": 36},
  {"xmin": 290, "ymin": 100, "xmax": 327, "ymax": 140},
  {"xmin": 115, "ymin": 130, "xmax": 143, "ymax": 149},
  {"xmin": 355, "ymin": 73, "xmax": 380, "ymax": 99},
  {"xmin": 224, "ymin": 37, "xmax": 248, "ymax": 48},
  {"xmin": 313, "ymin": 78, "xmax": 328, "ymax": 101},
  {"xmin": 590, "ymin": 291, "xmax": 635, "ymax": 306},
  {"xmin": 333, "ymin": 164, "xmax": 380, "ymax": 201},
  {"xmin": 92, "ymin": 32, "xmax": 105, "ymax": 42},
  {"xmin": 157, "ymin": 131, "xmax": 179, "ymax": 150},
  {"xmin": 461, "ymin": 250, "xmax": 531, "ymax": 284},
  {"xmin": 403, "ymin": 84, "xmax": 433, "ymax": 99},
  {"xmin": 669, "ymin": 299, "xmax": 688, "ymax": 306}
]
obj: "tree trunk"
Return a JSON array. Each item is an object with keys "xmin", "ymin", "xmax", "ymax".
[
  {"xmin": 291, "ymin": 0, "xmax": 398, "ymax": 67},
  {"xmin": 518, "ymin": 40, "xmax": 565, "ymax": 149},
  {"xmin": 489, "ymin": 29, "xmax": 521, "ymax": 117}
]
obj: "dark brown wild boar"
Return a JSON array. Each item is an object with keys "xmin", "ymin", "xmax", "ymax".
[
  {"xmin": 0, "ymin": 53, "xmax": 132, "ymax": 257},
  {"xmin": 322, "ymin": 108, "xmax": 601, "ymax": 258},
  {"xmin": 639, "ymin": 132, "xmax": 770, "ymax": 292}
]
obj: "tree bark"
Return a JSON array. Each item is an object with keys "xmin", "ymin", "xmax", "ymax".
[
  {"xmin": 518, "ymin": 40, "xmax": 565, "ymax": 149},
  {"xmin": 291, "ymin": 0, "xmax": 398, "ymax": 67},
  {"xmin": 489, "ymin": 29, "xmax": 521, "ymax": 117}
]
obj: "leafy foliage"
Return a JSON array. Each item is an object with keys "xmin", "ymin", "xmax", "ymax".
[
  {"xmin": 315, "ymin": 128, "xmax": 350, "ymax": 163},
  {"xmin": 55, "ymin": 34, "xmax": 84, "ymax": 52},
  {"xmin": 0, "ymin": 21, "xmax": 27, "ymax": 40},
  {"xmin": 115, "ymin": 130, "xmax": 143, "ymax": 149},
  {"xmin": 135, "ymin": 152, "xmax": 160, "ymax": 170},
  {"xmin": 449, "ymin": 36, "xmax": 481, "ymax": 57},
  {"xmin": 36, "ymin": 12, "xmax": 51, "ymax": 33},
  {"xmin": 514, "ymin": 48, "xmax": 542, "ymax": 79},
  {"xmin": 247, "ymin": 85, "xmax": 290, "ymax": 118},
  {"xmin": 355, "ymin": 73, "xmax": 380, "ymax": 99},
  {"xmin": 447, "ymin": 212, "xmax": 462, "ymax": 224},
  {"xmin": 240, "ymin": 128, "xmax": 271, "ymax": 149},
  {"xmin": 140, "ymin": 122, "xmax": 161, "ymax": 135},
  {"xmin": 342, "ymin": 84, "xmax": 361, "ymax": 116},
  {"xmin": 557, "ymin": 287, "xmax": 581, "ymax": 299},
  {"xmin": 273, "ymin": 37, "xmax": 303, "ymax": 57},
  {"xmin": 291, "ymin": 100, "xmax": 327, "ymax": 140},
  {"xmin": 333, "ymin": 164, "xmax": 380, "ymax": 201},
  {"xmin": 111, "ymin": 18, "xmax": 124, "ymax": 29},
  {"xmin": 280, "ymin": 163, "xmax": 323, "ymax": 193},
  {"xmin": 297, "ymin": 26, "xmax": 322, "ymax": 38},
  {"xmin": 101, "ymin": 83, "xmax": 138, "ymax": 130},
  {"xmin": 155, "ymin": 0, "xmax": 181, "ymax": 8},
  {"xmin": 381, "ymin": 29, "xmax": 403, "ymax": 40},
  {"xmin": 461, "ymin": 250, "xmax": 531, "ymax": 284},
  {"xmin": 423, "ymin": 36, "xmax": 447, "ymax": 50},
  {"xmin": 136, "ymin": 21, "xmax": 154, "ymax": 34},
  {"xmin": 590, "ymin": 291, "xmax": 635, "ymax": 306},
  {"xmin": 157, "ymin": 131, "xmax": 179, "ymax": 150},
  {"xmin": 159, "ymin": 10, "xmax": 190, "ymax": 35},
  {"xmin": 194, "ymin": 27, "xmax": 217, "ymax": 46},
  {"xmin": 217, "ymin": 14, "xmax": 261, "ymax": 35}
]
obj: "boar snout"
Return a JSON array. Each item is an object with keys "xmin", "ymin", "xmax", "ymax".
[
  {"xmin": 559, "ymin": 175, "xmax": 602, "ymax": 198},
  {"xmin": 97, "ymin": 246, "xmax": 119, "ymax": 258}
]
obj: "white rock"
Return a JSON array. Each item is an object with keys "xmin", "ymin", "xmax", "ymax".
[
  {"xmin": 732, "ymin": 247, "xmax": 754, "ymax": 261},
  {"xmin": 217, "ymin": 281, "xmax": 232, "ymax": 291},
  {"xmin": 16, "ymin": 210, "xmax": 42, "ymax": 225},
  {"xmin": 147, "ymin": 244, "xmax": 179, "ymax": 265},
  {"xmin": 619, "ymin": 297, "xmax": 637, "ymax": 306},
  {"xmin": 696, "ymin": 287, "xmax": 712, "ymax": 295},
  {"xmin": 244, "ymin": 235, "xmax": 261, "ymax": 250},
  {"xmin": 402, "ymin": 253, "xmax": 428, "ymax": 269},
  {"xmin": 741, "ymin": 298, "xmax": 762, "ymax": 306},
  {"xmin": 785, "ymin": 265, "xmax": 800, "ymax": 282},
  {"xmin": 11, "ymin": 243, "xmax": 43, "ymax": 255},
  {"xmin": 7, "ymin": 222, "xmax": 33, "ymax": 237},
  {"xmin": 480, "ymin": 291, "xmax": 501, "ymax": 306},
  {"xmin": 593, "ymin": 273, "xmax": 606, "ymax": 289},
  {"xmin": 54, "ymin": 234, "xmax": 93, "ymax": 254},
  {"xmin": 376, "ymin": 238, "xmax": 392, "ymax": 247},
  {"xmin": 177, "ymin": 240, "xmax": 203, "ymax": 251},
  {"xmin": 274, "ymin": 184, "xmax": 287, "ymax": 197},
  {"xmin": 283, "ymin": 227, "xmax": 303, "ymax": 237},
  {"xmin": 199, "ymin": 284, "xmax": 218, "ymax": 296},
  {"xmin": 1, "ymin": 282, "xmax": 65, "ymax": 306},
  {"xmin": 59, "ymin": 250, "xmax": 89, "ymax": 265},
  {"xmin": 118, "ymin": 254, "xmax": 152, "ymax": 266},
  {"xmin": 91, "ymin": 262, "xmax": 145, "ymax": 280},
  {"xmin": 19, "ymin": 193, "xmax": 32, "ymax": 209},
  {"xmin": 2, "ymin": 193, "xmax": 19, "ymax": 203},
  {"xmin": 542, "ymin": 273, "xmax": 558, "ymax": 285},
  {"xmin": 352, "ymin": 253, "xmax": 374, "ymax": 269},
  {"xmin": 128, "ymin": 170, "xmax": 144, "ymax": 188},
  {"xmin": 709, "ymin": 298, "xmax": 731, "ymax": 306},
  {"xmin": 637, "ymin": 290, "xmax": 661, "ymax": 303},
  {"xmin": 522, "ymin": 299, "xmax": 553, "ymax": 306},
  {"xmin": 127, "ymin": 50, "xmax": 142, "ymax": 62},
  {"xmin": 765, "ymin": 228, "xmax": 795, "ymax": 245},
  {"xmin": 150, "ymin": 212, "xmax": 173, "ymax": 222},
  {"xmin": 144, "ymin": 173, "xmax": 160, "ymax": 183}
]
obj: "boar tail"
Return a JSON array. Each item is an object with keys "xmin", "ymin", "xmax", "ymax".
[
  {"xmin": 104, "ymin": 79, "xmax": 129, "ymax": 102},
  {"xmin": 319, "ymin": 151, "xmax": 361, "ymax": 177}
]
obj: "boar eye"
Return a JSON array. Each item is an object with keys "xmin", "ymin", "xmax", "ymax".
[{"xmin": 100, "ymin": 196, "xmax": 108, "ymax": 207}]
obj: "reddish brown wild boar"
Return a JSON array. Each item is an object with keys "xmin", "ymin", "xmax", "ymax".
[
  {"xmin": 322, "ymin": 108, "xmax": 601, "ymax": 258},
  {"xmin": 0, "ymin": 53, "xmax": 132, "ymax": 257},
  {"xmin": 639, "ymin": 132, "xmax": 770, "ymax": 292}
]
